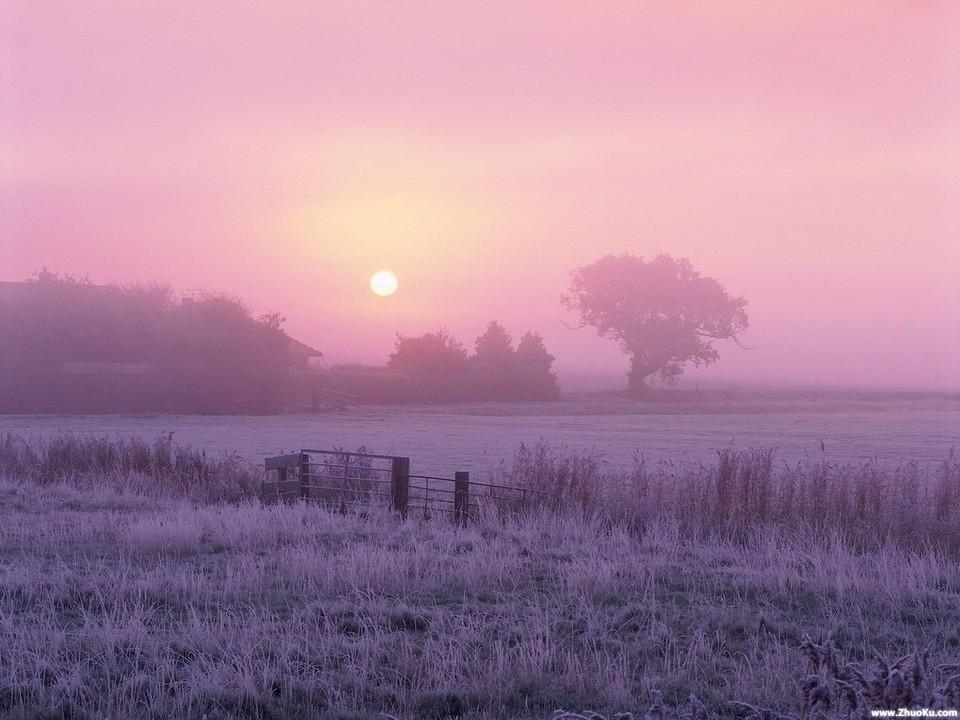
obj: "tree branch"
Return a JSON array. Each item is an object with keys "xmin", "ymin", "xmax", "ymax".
[{"xmin": 693, "ymin": 330, "xmax": 753, "ymax": 350}]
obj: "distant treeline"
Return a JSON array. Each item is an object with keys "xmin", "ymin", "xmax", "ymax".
[
  {"xmin": 0, "ymin": 273, "xmax": 560, "ymax": 413},
  {"xmin": 387, "ymin": 322, "xmax": 559, "ymax": 402},
  {"xmin": 0, "ymin": 272, "xmax": 290, "ymax": 413}
]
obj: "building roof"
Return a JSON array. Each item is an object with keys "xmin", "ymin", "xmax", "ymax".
[
  {"xmin": 2, "ymin": 279, "xmax": 323, "ymax": 360},
  {"xmin": 287, "ymin": 335, "xmax": 323, "ymax": 358}
]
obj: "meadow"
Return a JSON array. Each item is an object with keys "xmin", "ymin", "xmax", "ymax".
[
  {"xmin": 1, "ymin": 428, "xmax": 959, "ymax": 719},
  {"xmin": 2, "ymin": 389, "xmax": 958, "ymax": 473}
]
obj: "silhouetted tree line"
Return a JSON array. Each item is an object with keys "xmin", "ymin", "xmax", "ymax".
[
  {"xmin": 387, "ymin": 322, "xmax": 559, "ymax": 402},
  {"xmin": 0, "ymin": 272, "xmax": 290, "ymax": 413}
]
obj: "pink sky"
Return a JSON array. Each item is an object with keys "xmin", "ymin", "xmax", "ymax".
[{"xmin": 2, "ymin": 2, "xmax": 958, "ymax": 389}]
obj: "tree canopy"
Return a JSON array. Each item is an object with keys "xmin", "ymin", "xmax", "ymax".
[
  {"xmin": 387, "ymin": 323, "xmax": 559, "ymax": 402},
  {"xmin": 387, "ymin": 329, "xmax": 469, "ymax": 402},
  {"xmin": 562, "ymin": 254, "xmax": 748, "ymax": 392}
]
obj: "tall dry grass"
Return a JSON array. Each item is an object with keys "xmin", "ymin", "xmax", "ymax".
[
  {"xmin": 2, "ymin": 433, "xmax": 959, "ymax": 551},
  {"xmin": 0, "ymin": 432, "xmax": 259, "ymax": 502},
  {"xmin": 498, "ymin": 442, "xmax": 960, "ymax": 551}
]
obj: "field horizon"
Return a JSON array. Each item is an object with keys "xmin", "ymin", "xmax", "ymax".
[{"xmin": 2, "ymin": 389, "xmax": 956, "ymax": 478}]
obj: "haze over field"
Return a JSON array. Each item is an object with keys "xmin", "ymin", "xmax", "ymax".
[
  {"xmin": 5, "ymin": 6, "xmax": 960, "ymax": 718},
  {"xmin": 3, "ymin": 2, "xmax": 959, "ymax": 389},
  {"xmin": 6, "ymin": 395, "xmax": 959, "ymax": 474}
]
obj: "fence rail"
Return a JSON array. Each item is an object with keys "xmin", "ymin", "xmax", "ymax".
[{"xmin": 261, "ymin": 447, "xmax": 540, "ymax": 523}]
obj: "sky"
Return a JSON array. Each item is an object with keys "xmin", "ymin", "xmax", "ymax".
[{"xmin": 2, "ymin": 1, "xmax": 959, "ymax": 389}]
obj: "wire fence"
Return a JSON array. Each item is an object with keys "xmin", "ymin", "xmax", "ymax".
[{"xmin": 261, "ymin": 447, "xmax": 549, "ymax": 522}]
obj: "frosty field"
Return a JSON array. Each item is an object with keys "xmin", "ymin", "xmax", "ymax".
[
  {"xmin": 2, "ymin": 448, "xmax": 960, "ymax": 719},
  {"xmin": 1, "ymin": 391, "xmax": 957, "ymax": 476},
  {"xmin": 2, "ymin": 393, "xmax": 960, "ymax": 719}
]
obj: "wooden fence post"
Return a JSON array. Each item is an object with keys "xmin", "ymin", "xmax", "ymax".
[
  {"xmin": 391, "ymin": 456, "xmax": 409, "ymax": 518},
  {"xmin": 454, "ymin": 471, "xmax": 469, "ymax": 525},
  {"xmin": 299, "ymin": 452, "xmax": 311, "ymax": 500}
]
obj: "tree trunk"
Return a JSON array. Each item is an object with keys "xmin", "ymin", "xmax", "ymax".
[{"xmin": 627, "ymin": 356, "xmax": 652, "ymax": 395}]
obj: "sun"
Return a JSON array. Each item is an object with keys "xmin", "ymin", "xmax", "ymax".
[{"xmin": 369, "ymin": 270, "xmax": 399, "ymax": 297}]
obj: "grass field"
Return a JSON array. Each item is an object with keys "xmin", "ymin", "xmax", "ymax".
[
  {"xmin": 2, "ymin": 390, "xmax": 958, "ymax": 475},
  {"xmin": 2, "ymin": 481, "xmax": 959, "ymax": 720},
  {"xmin": 1, "ymin": 428, "xmax": 960, "ymax": 719}
]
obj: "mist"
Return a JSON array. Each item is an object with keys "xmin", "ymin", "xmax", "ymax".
[
  {"xmin": 5, "ymin": 5, "xmax": 960, "ymax": 719},
  {"xmin": 3, "ymin": 2, "xmax": 958, "ymax": 390}
]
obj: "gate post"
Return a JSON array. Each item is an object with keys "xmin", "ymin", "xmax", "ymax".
[
  {"xmin": 454, "ymin": 471, "xmax": 469, "ymax": 525},
  {"xmin": 299, "ymin": 452, "xmax": 311, "ymax": 500},
  {"xmin": 390, "ymin": 456, "xmax": 410, "ymax": 518}
]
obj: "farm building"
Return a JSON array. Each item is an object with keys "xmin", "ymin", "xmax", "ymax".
[{"xmin": 0, "ymin": 278, "xmax": 326, "ymax": 413}]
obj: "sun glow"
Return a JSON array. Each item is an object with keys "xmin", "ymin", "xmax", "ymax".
[{"xmin": 370, "ymin": 270, "xmax": 399, "ymax": 297}]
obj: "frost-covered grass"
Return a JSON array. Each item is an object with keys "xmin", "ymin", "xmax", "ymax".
[
  {"xmin": 1, "ymin": 431, "xmax": 959, "ymax": 718},
  {"xmin": 1, "ymin": 478, "xmax": 959, "ymax": 719},
  {"xmin": 4, "ymin": 432, "xmax": 960, "ymax": 551},
  {"xmin": 501, "ymin": 443, "xmax": 960, "ymax": 553},
  {"xmin": 2, "ymin": 389, "xmax": 957, "ymax": 472},
  {"xmin": 0, "ymin": 432, "xmax": 259, "ymax": 502}
]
